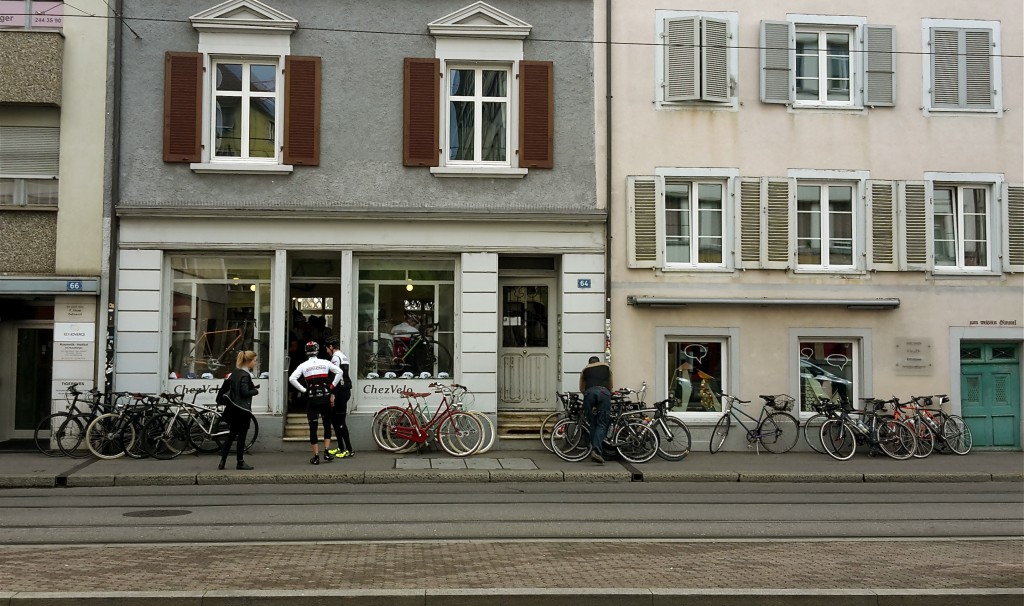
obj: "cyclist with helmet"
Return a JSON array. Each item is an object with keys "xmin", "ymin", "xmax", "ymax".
[
  {"xmin": 324, "ymin": 337, "xmax": 355, "ymax": 458},
  {"xmin": 289, "ymin": 341, "xmax": 345, "ymax": 465}
]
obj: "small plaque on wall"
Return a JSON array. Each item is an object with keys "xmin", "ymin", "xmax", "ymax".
[{"xmin": 895, "ymin": 338, "xmax": 933, "ymax": 375}]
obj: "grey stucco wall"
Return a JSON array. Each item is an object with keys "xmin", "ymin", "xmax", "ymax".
[{"xmin": 117, "ymin": 0, "xmax": 595, "ymax": 213}]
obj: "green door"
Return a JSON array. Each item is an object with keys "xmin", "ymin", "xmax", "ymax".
[{"xmin": 960, "ymin": 343, "xmax": 1020, "ymax": 449}]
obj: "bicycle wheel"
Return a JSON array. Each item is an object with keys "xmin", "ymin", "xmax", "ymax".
[
  {"xmin": 140, "ymin": 414, "xmax": 189, "ymax": 460},
  {"xmin": 653, "ymin": 416, "xmax": 691, "ymax": 461},
  {"xmin": 188, "ymin": 412, "xmax": 224, "ymax": 453},
  {"xmin": 468, "ymin": 411, "xmax": 496, "ymax": 455},
  {"xmin": 539, "ymin": 412, "xmax": 561, "ymax": 453},
  {"xmin": 802, "ymin": 413, "xmax": 829, "ymax": 454},
  {"xmin": 709, "ymin": 414, "xmax": 731, "ymax": 454},
  {"xmin": 57, "ymin": 415, "xmax": 92, "ymax": 458},
  {"xmin": 820, "ymin": 419, "xmax": 856, "ymax": 461},
  {"xmin": 371, "ymin": 407, "xmax": 415, "ymax": 453},
  {"xmin": 614, "ymin": 421, "xmax": 659, "ymax": 464},
  {"xmin": 550, "ymin": 418, "xmax": 591, "ymax": 462},
  {"xmin": 34, "ymin": 413, "xmax": 76, "ymax": 457},
  {"xmin": 876, "ymin": 419, "xmax": 915, "ymax": 460},
  {"xmin": 85, "ymin": 413, "xmax": 132, "ymax": 460},
  {"xmin": 437, "ymin": 411, "xmax": 483, "ymax": 457},
  {"xmin": 910, "ymin": 421, "xmax": 935, "ymax": 459},
  {"xmin": 759, "ymin": 412, "xmax": 799, "ymax": 454},
  {"xmin": 941, "ymin": 415, "xmax": 973, "ymax": 455}
]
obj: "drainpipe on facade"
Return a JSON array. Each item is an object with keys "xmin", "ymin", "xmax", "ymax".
[
  {"xmin": 101, "ymin": 0, "xmax": 124, "ymax": 395},
  {"xmin": 604, "ymin": 0, "xmax": 613, "ymax": 363}
]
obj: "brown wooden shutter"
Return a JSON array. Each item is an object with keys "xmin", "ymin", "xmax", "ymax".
[
  {"xmin": 403, "ymin": 58, "xmax": 440, "ymax": 167},
  {"xmin": 519, "ymin": 60, "xmax": 554, "ymax": 169},
  {"xmin": 163, "ymin": 52, "xmax": 203, "ymax": 163},
  {"xmin": 284, "ymin": 56, "xmax": 321, "ymax": 166}
]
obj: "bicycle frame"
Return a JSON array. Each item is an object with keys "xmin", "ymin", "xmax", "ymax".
[
  {"xmin": 389, "ymin": 390, "xmax": 459, "ymax": 444},
  {"xmin": 721, "ymin": 396, "xmax": 773, "ymax": 439}
]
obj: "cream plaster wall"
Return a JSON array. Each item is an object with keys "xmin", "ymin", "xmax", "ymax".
[{"xmin": 54, "ymin": 0, "xmax": 108, "ymax": 274}]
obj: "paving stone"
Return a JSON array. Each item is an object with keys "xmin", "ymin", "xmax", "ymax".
[
  {"xmin": 465, "ymin": 458, "xmax": 502, "ymax": 470},
  {"xmin": 497, "ymin": 458, "xmax": 537, "ymax": 470},
  {"xmin": 430, "ymin": 458, "xmax": 466, "ymax": 469},
  {"xmin": 394, "ymin": 458, "xmax": 431, "ymax": 470}
]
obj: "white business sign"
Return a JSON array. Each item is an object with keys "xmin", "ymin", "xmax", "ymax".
[{"xmin": 54, "ymin": 322, "xmax": 95, "ymax": 342}]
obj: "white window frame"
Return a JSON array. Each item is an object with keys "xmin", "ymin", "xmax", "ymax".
[
  {"xmin": 787, "ymin": 14, "xmax": 866, "ymax": 111},
  {"xmin": 655, "ymin": 167, "xmax": 738, "ymax": 271},
  {"xmin": 795, "ymin": 181, "xmax": 857, "ymax": 270},
  {"xmin": 655, "ymin": 10, "xmax": 739, "ymax": 111},
  {"xmin": 925, "ymin": 172, "xmax": 1003, "ymax": 275},
  {"xmin": 789, "ymin": 328, "xmax": 873, "ymax": 420},
  {"xmin": 209, "ymin": 58, "xmax": 283, "ymax": 164},
  {"xmin": 443, "ymin": 64, "xmax": 513, "ymax": 168},
  {"xmin": 188, "ymin": 2, "xmax": 296, "ymax": 174},
  {"xmin": 921, "ymin": 18, "xmax": 1002, "ymax": 116},
  {"xmin": 793, "ymin": 26, "xmax": 855, "ymax": 108},
  {"xmin": 655, "ymin": 327, "xmax": 739, "ymax": 424},
  {"xmin": 0, "ymin": 176, "xmax": 58, "ymax": 206},
  {"xmin": 788, "ymin": 169, "xmax": 868, "ymax": 273}
]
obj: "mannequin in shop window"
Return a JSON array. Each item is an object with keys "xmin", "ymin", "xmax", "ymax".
[{"xmin": 391, "ymin": 312, "xmax": 420, "ymax": 336}]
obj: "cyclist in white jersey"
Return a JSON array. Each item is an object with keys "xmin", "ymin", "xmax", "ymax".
[
  {"xmin": 324, "ymin": 337, "xmax": 355, "ymax": 458},
  {"xmin": 289, "ymin": 341, "xmax": 344, "ymax": 465}
]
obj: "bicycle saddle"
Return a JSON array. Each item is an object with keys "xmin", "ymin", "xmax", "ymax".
[{"xmin": 399, "ymin": 391, "xmax": 431, "ymax": 398}]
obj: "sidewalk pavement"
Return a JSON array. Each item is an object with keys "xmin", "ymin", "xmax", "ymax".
[{"xmin": 0, "ymin": 444, "xmax": 1021, "ymax": 488}]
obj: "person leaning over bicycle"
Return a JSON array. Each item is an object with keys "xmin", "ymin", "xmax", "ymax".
[
  {"xmin": 324, "ymin": 337, "xmax": 355, "ymax": 459},
  {"xmin": 289, "ymin": 341, "xmax": 345, "ymax": 465},
  {"xmin": 219, "ymin": 350, "xmax": 259, "ymax": 471},
  {"xmin": 579, "ymin": 355, "xmax": 613, "ymax": 465}
]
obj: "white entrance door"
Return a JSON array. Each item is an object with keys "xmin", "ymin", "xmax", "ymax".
[{"xmin": 497, "ymin": 279, "xmax": 558, "ymax": 411}]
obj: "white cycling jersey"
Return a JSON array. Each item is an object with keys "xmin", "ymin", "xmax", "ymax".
[{"xmin": 289, "ymin": 356, "xmax": 344, "ymax": 394}]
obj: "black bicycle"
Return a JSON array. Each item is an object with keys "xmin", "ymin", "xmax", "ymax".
[{"xmin": 709, "ymin": 393, "xmax": 799, "ymax": 454}]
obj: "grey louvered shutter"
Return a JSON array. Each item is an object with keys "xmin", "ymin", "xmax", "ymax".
[
  {"xmin": 664, "ymin": 17, "xmax": 699, "ymax": 102},
  {"xmin": 900, "ymin": 181, "xmax": 931, "ymax": 271},
  {"xmin": 1004, "ymin": 183, "xmax": 1024, "ymax": 273},
  {"xmin": 760, "ymin": 21, "xmax": 793, "ymax": 104},
  {"xmin": 764, "ymin": 178, "xmax": 792, "ymax": 269},
  {"xmin": 627, "ymin": 176, "xmax": 661, "ymax": 268},
  {"xmin": 867, "ymin": 180, "xmax": 898, "ymax": 270},
  {"xmin": 964, "ymin": 29, "xmax": 993, "ymax": 109},
  {"xmin": 864, "ymin": 25, "xmax": 895, "ymax": 107},
  {"xmin": 931, "ymin": 29, "xmax": 960, "ymax": 108},
  {"xmin": 702, "ymin": 17, "xmax": 730, "ymax": 103},
  {"xmin": 738, "ymin": 178, "xmax": 762, "ymax": 269},
  {"xmin": 0, "ymin": 127, "xmax": 60, "ymax": 175}
]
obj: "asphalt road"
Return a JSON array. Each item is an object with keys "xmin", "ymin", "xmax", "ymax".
[{"xmin": 2, "ymin": 481, "xmax": 1022, "ymax": 544}]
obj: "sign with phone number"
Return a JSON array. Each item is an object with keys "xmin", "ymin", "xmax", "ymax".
[{"xmin": 0, "ymin": 1, "xmax": 63, "ymax": 29}]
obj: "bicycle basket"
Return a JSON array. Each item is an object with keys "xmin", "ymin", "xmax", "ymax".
[{"xmin": 766, "ymin": 395, "xmax": 794, "ymax": 411}]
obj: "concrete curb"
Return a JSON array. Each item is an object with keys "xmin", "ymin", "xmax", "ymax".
[
  {"xmin": 0, "ymin": 476, "xmax": 54, "ymax": 489},
  {"xmin": 562, "ymin": 469, "xmax": 633, "ymax": 482},
  {"xmin": 489, "ymin": 469, "xmax": 564, "ymax": 482},
  {"xmin": 364, "ymin": 470, "xmax": 491, "ymax": 483},
  {"xmin": 739, "ymin": 472, "xmax": 864, "ymax": 483},
  {"xmin": 641, "ymin": 471, "xmax": 739, "ymax": 482},
  {"xmin": 991, "ymin": 472, "xmax": 1024, "ymax": 482},
  {"xmin": 3, "ymin": 588, "xmax": 1021, "ymax": 606},
  {"xmin": 114, "ymin": 473, "xmax": 198, "ymax": 487},
  {"xmin": 863, "ymin": 471, "xmax": 992, "ymax": 483}
]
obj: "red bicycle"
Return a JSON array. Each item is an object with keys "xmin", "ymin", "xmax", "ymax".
[{"xmin": 370, "ymin": 384, "xmax": 483, "ymax": 456}]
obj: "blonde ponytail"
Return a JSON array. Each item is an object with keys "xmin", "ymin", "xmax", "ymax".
[{"xmin": 236, "ymin": 350, "xmax": 257, "ymax": 368}]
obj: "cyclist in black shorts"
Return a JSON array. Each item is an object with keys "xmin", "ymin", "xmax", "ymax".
[
  {"xmin": 289, "ymin": 341, "xmax": 344, "ymax": 465},
  {"xmin": 324, "ymin": 337, "xmax": 355, "ymax": 458}
]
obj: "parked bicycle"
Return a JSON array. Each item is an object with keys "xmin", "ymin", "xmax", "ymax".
[
  {"xmin": 550, "ymin": 386, "xmax": 660, "ymax": 464},
  {"xmin": 709, "ymin": 393, "xmax": 799, "ymax": 454},
  {"xmin": 818, "ymin": 397, "xmax": 916, "ymax": 461},
  {"xmin": 908, "ymin": 394, "xmax": 973, "ymax": 455},
  {"xmin": 139, "ymin": 389, "xmax": 258, "ymax": 460},
  {"xmin": 33, "ymin": 385, "xmax": 121, "ymax": 458},
  {"xmin": 371, "ymin": 384, "xmax": 483, "ymax": 457}
]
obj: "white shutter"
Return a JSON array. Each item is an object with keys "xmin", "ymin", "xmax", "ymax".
[
  {"xmin": 764, "ymin": 178, "xmax": 792, "ymax": 269},
  {"xmin": 0, "ymin": 127, "xmax": 60, "ymax": 175},
  {"xmin": 760, "ymin": 20, "xmax": 793, "ymax": 104},
  {"xmin": 738, "ymin": 178, "xmax": 762, "ymax": 269},
  {"xmin": 702, "ymin": 17, "xmax": 730, "ymax": 103},
  {"xmin": 864, "ymin": 25, "xmax": 896, "ymax": 107},
  {"xmin": 627, "ymin": 176, "xmax": 661, "ymax": 268},
  {"xmin": 1004, "ymin": 183, "xmax": 1024, "ymax": 273},
  {"xmin": 931, "ymin": 28, "xmax": 960, "ymax": 108},
  {"xmin": 900, "ymin": 181, "xmax": 931, "ymax": 271},
  {"xmin": 964, "ymin": 29, "xmax": 994, "ymax": 109},
  {"xmin": 867, "ymin": 180, "xmax": 898, "ymax": 271},
  {"xmin": 664, "ymin": 17, "xmax": 699, "ymax": 102}
]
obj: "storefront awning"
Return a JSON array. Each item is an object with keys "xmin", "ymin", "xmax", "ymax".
[
  {"xmin": 0, "ymin": 277, "xmax": 100, "ymax": 295},
  {"xmin": 627, "ymin": 296, "xmax": 900, "ymax": 310}
]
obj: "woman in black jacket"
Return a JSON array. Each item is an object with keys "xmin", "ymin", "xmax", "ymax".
[{"xmin": 219, "ymin": 350, "xmax": 259, "ymax": 470}]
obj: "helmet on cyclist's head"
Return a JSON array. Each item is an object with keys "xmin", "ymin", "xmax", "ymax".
[
  {"xmin": 304, "ymin": 341, "xmax": 319, "ymax": 356},
  {"xmin": 324, "ymin": 336, "xmax": 339, "ymax": 349}
]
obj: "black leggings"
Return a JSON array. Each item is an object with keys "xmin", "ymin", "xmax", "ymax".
[
  {"xmin": 330, "ymin": 389, "xmax": 353, "ymax": 451},
  {"xmin": 307, "ymin": 400, "xmax": 332, "ymax": 444},
  {"xmin": 220, "ymin": 415, "xmax": 251, "ymax": 461}
]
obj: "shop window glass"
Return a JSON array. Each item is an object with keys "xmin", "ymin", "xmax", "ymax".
[
  {"xmin": 799, "ymin": 341, "xmax": 855, "ymax": 412},
  {"xmin": 357, "ymin": 258, "xmax": 455, "ymax": 379},
  {"xmin": 666, "ymin": 340, "xmax": 724, "ymax": 412},
  {"xmin": 169, "ymin": 255, "xmax": 272, "ymax": 379}
]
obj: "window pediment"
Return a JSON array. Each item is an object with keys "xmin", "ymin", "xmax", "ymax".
[
  {"xmin": 428, "ymin": 1, "xmax": 532, "ymax": 39},
  {"xmin": 190, "ymin": 0, "xmax": 297, "ymax": 34}
]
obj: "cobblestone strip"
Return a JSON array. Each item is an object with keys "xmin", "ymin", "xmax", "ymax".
[{"xmin": 0, "ymin": 540, "xmax": 1019, "ymax": 592}]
